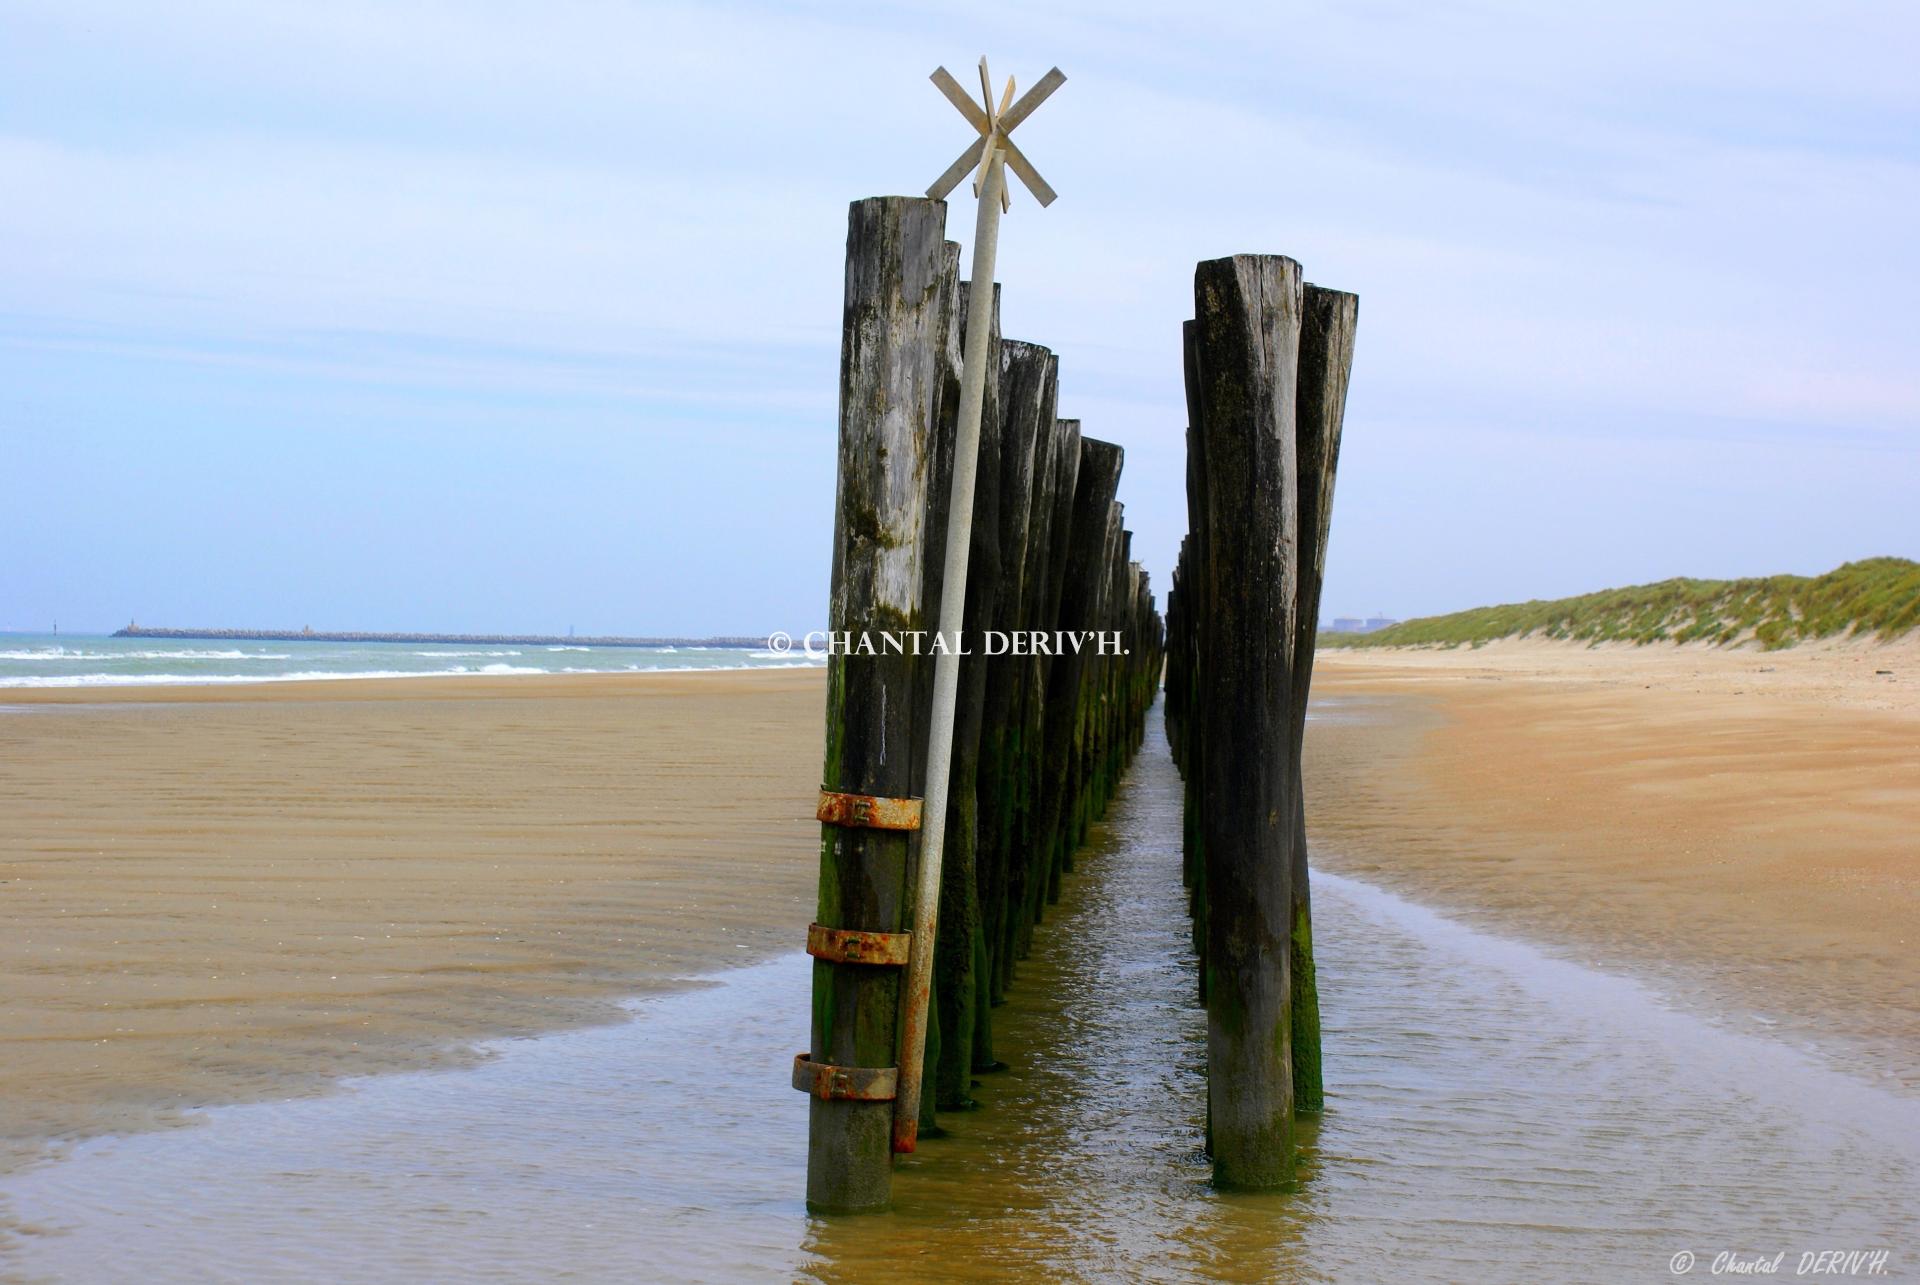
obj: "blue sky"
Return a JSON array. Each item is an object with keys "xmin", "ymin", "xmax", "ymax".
[{"xmin": 3, "ymin": 1, "xmax": 1915, "ymax": 635}]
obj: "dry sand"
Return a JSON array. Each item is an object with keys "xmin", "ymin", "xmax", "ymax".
[
  {"xmin": 0, "ymin": 669, "xmax": 827, "ymax": 1175},
  {"xmin": 1305, "ymin": 636, "xmax": 1920, "ymax": 1088}
]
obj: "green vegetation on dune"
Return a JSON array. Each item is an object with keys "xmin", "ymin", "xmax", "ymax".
[{"xmin": 1320, "ymin": 558, "xmax": 1920, "ymax": 651}]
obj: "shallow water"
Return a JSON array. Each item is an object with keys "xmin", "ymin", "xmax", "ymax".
[{"xmin": 3, "ymin": 705, "xmax": 1914, "ymax": 1282}]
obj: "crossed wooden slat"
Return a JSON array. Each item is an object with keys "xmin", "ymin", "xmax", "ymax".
[{"xmin": 926, "ymin": 57, "xmax": 1066, "ymax": 210}]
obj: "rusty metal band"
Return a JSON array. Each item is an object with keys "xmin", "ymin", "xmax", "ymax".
[
  {"xmin": 790, "ymin": 1053, "xmax": 898, "ymax": 1102},
  {"xmin": 815, "ymin": 788, "xmax": 923, "ymax": 831},
  {"xmin": 806, "ymin": 923, "xmax": 912, "ymax": 967}
]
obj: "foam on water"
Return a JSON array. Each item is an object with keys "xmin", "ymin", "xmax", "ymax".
[
  {"xmin": 0, "ymin": 633, "xmax": 823, "ymax": 689},
  {"xmin": 407, "ymin": 650, "xmax": 524, "ymax": 658}
]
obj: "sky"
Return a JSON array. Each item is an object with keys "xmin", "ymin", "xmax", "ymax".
[{"xmin": 3, "ymin": 0, "xmax": 1916, "ymax": 636}]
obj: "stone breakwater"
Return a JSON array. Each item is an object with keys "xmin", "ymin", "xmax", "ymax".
[{"xmin": 112, "ymin": 626, "xmax": 767, "ymax": 649}]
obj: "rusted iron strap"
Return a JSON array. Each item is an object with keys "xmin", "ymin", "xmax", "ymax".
[
  {"xmin": 790, "ymin": 1053, "xmax": 898, "ymax": 1102},
  {"xmin": 807, "ymin": 923, "xmax": 912, "ymax": 967},
  {"xmin": 816, "ymin": 789, "xmax": 922, "ymax": 831}
]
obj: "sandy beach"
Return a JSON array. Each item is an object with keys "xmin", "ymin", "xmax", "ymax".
[
  {"xmin": 0, "ymin": 669, "xmax": 826, "ymax": 1176},
  {"xmin": 1305, "ymin": 636, "xmax": 1920, "ymax": 1088},
  {"xmin": 5, "ymin": 638, "xmax": 1915, "ymax": 1181}
]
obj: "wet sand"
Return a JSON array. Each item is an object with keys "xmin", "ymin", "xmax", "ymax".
[
  {"xmin": 9, "ymin": 703, "xmax": 1914, "ymax": 1282},
  {"xmin": 1305, "ymin": 637, "xmax": 1920, "ymax": 1088},
  {"xmin": 6, "ymin": 636, "xmax": 1914, "ymax": 1188},
  {"xmin": 0, "ymin": 669, "xmax": 827, "ymax": 1176}
]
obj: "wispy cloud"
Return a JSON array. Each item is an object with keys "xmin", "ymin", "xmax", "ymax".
[{"xmin": 2, "ymin": 0, "xmax": 1915, "ymax": 630}]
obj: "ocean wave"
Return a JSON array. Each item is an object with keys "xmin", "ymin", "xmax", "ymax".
[
  {"xmin": 0, "ymin": 670, "xmax": 423, "ymax": 688},
  {"xmin": 1, "ymin": 663, "xmax": 546, "ymax": 688},
  {"xmin": 546, "ymin": 645, "xmax": 591, "ymax": 652},
  {"xmin": 410, "ymin": 650, "xmax": 523, "ymax": 658},
  {"xmin": 0, "ymin": 657, "xmax": 823, "ymax": 689}
]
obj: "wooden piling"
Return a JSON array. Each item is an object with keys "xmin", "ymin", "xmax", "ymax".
[
  {"xmin": 930, "ymin": 282, "xmax": 1002, "ymax": 1114},
  {"xmin": 1029, "ymin": 416, "xmax": 1090, "ymax": 898},
  {"xmin": 1011, "ymin": 412, "xmax": 1074, "ymax": 942},
  {"xmin": 1187, "ymin": 254, "xmax": 1304, "ymax": 1190},
  {"xmin": 1022, "ymin": 438, "xmax": 1123, "ymax": 957},
  {"xmin": 1286, "ymin": 284, "xmax": 1358, "ymax": 1114},
  {"xmin": 975, "ymin": 340, "xmax": 1052, "ymax": 990},
  {"xmin": 1176, "ymin": 324, "xmax": 1213, "ymax": 1000},
  {"xmin": 806, "ymin": 196, "xmax": 951, "ymax": 1215},
  {"xmin": 804, "ymin": 194, "xmax": 1169, "ymax": 1206},
  {"xmin": 1165, "ymin": 257, "xmax": 1357, "ymax": 1179}
]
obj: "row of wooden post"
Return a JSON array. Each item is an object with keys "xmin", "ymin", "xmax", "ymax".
[
  {"xmin": 805, "ymin": 196, "xmax": 1164, "ymax": 1214},
  {"xmin": 1163, "ymin": 254, "xmax": 1357, "ymax": 1189}
]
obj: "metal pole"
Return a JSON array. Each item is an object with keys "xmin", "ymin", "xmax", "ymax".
[{"xmin": 893, "ymin": 147, "xmax": 1005, "ymax": 1154}]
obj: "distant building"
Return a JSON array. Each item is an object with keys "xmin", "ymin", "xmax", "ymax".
[{"xmin": 1325, "ymin": 615, "xmax": 1399, "ymax": 634}]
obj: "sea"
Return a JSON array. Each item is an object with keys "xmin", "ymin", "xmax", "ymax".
[{"xmin": 0, "ymin": 632, "xmax": 817, "ymax": 689}]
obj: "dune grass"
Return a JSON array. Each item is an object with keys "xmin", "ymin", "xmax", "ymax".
[{"xmin": 1319, "ymin": 558, "xmax": 1920, "ymax": 651}]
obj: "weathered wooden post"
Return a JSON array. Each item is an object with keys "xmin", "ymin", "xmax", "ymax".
[
  {"xmin": 893, "ymin": 57, "xmax": 1066, "ymax": 1154},
  {"xmin": 1189, "ymin": 254, "xmax": 1304, "ymax": 1190},
  {"xmin": 930, "ymin": 281, "xmax": 1000, "ymax": 1114},
  {"xmin": 1005, "ymin": 410, "xmax": 1073, "ymax": 974},
  {"xmin": 1074, "ymin": 501, "xmax": 1122, "ymax": 857},
  {"xmin": 1177, "ymin": 332, "xmax": 1210, "ymax": 989},
  {"xmin": 1286, "ymin": 284, "xmax": 1358, "ymax": 1113},
  {"xmin": 800, "ymin": 196, "xmax": 951, "ymax": 1215},
  {"xmin": 1027, "ymin": 415, "xmax": 1082, "ymax": 866},
  {"xmin": 801, "ymin": 56, "xmax": 1182, "ymax": 1204},
  {"xmin": 1009, "ymin": 389, "xmax": 1050, "ymax": 920},
  {"xmin": 1021, "ymin": 437, "xmax": 1123, "ymax": 955},
  {"xmin": 974, "ymin": 338, "xmax": 1051, "ymax": 1002},
  {"xmin": 907, "ymin": 250, "xmax": 964, "ymax": 1135}
]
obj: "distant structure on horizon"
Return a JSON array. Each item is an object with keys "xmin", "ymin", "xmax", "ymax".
[
  {"xmin": 114, "ymin": 623, "xmax": 766, "ymax": 649},
  {"xmin": 1325, "ymin": 615, "xmax": 1399, "ymax": 634}
]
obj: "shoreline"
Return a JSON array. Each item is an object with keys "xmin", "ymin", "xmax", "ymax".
[
  {"xmin": 7, "ymin": 640, "xmax": 1914, "ymax": 1182},
  {"xmin": 0, "ymin": 662, "xmax": 824, "ymax": 703},
  {"xmin": 107, "ymin": 628, "xmax": 768, "ymax": 648}
]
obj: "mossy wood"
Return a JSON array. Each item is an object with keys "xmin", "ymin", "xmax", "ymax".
[
  {"xmin": 1167, "ymin": 255, "xmax": 1359, "ymax": 1186},
  {"xmin": 928, "ymin": 281, "xmax": 1001, "ymax": 1113},
  {"xmin": 1286, "ymin": 284, "xmax": 1358, "ymax": 1112},
  {"xmin": 809, "ymin": 196, "xmax": 951, "ymax": 1215},
  {"xmin": 1022, "ymin": 438, "xmax": 1124, "ymax": 964},
  {"xmin": 977, "ymin": 342, "xmax": 1052, "ymax": 995},
  {"xmin": 1189, "ymin": 254, "xmax": 1304, "ymax": 1190},
  {"xmin": 806, "ymin": 185, "xmax": 1167, "ymax": 1207}
]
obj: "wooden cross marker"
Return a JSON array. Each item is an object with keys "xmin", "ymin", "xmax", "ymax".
[
  {"xmin": 893, "ymin": 56, "xmax": 1065, "ymax": 1158},
  {"xmin": 926, "ymin": 58, "xmax": 1065, "ymax": 211}
]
